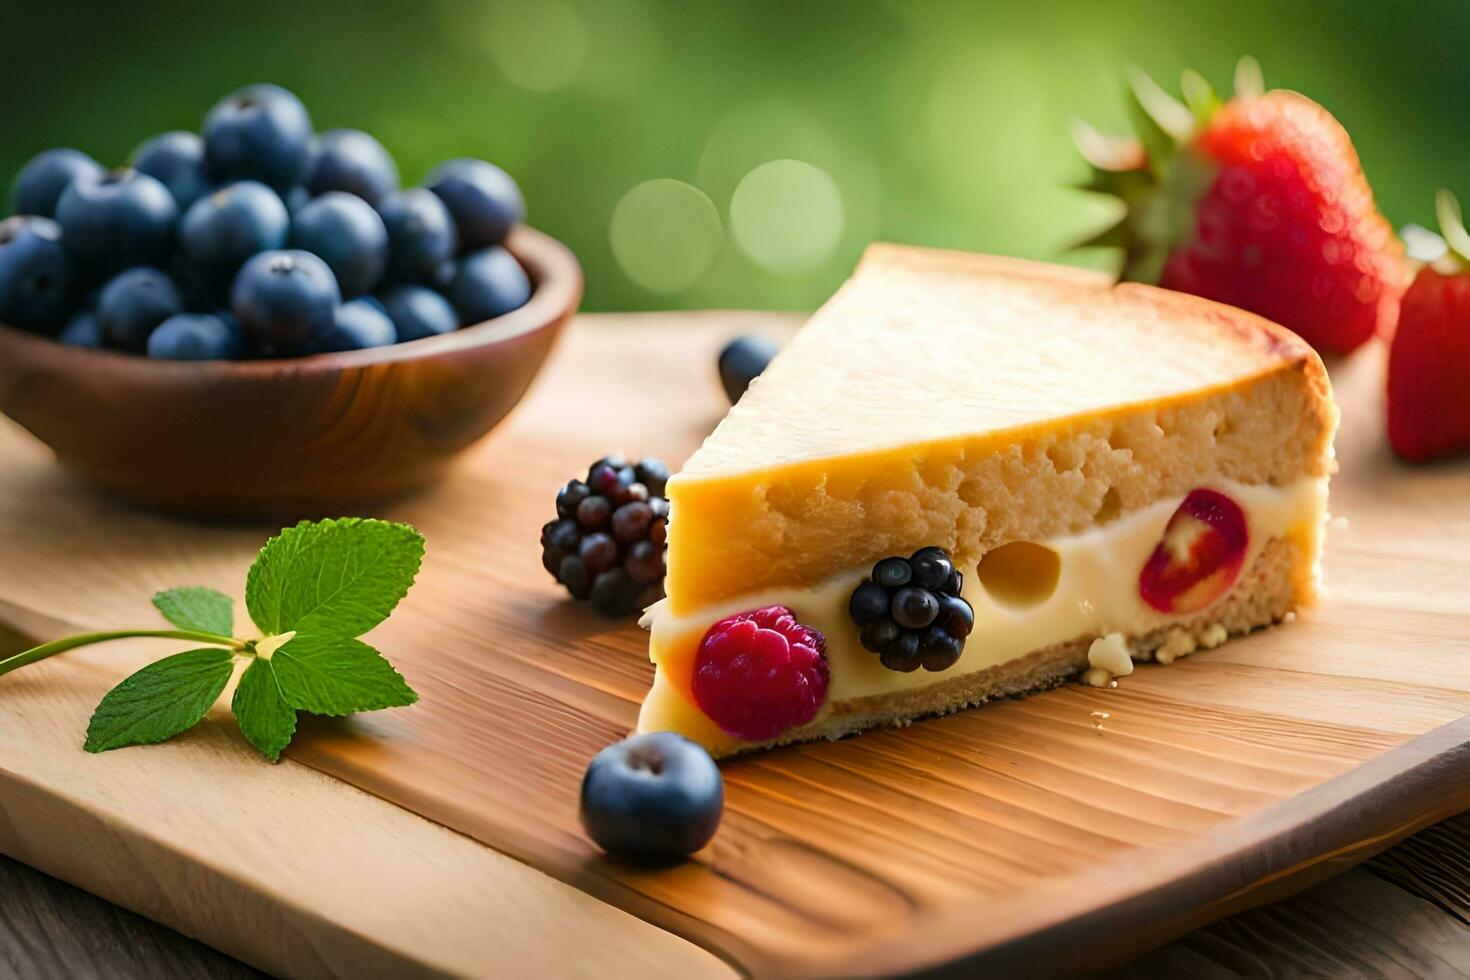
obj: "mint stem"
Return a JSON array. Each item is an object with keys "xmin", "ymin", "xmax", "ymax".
[{"xmin": 0, "ymin": 630, "xmax": 240, "ymax": 678}]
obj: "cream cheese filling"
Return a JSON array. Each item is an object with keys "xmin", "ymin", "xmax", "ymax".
[{"xmin": 641, "ymin": 476, "xmax": 1327, "ymax": 736}]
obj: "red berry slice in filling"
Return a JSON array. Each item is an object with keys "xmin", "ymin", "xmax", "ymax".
[
  {"xmin": 1139, "ymin": 488, "xmax": 1249, "ymax": 615},
  {"xmin": 691, "ymin": 605, "xmax": 829, "ymax": 742}
]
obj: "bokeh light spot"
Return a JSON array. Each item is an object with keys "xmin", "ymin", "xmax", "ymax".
[
  {"xmin": 485, "ymin": 0, "xmax": 587, "ymax": 93},
  {"xmin": 729, "ymin": 160, "xmax": 844, "ymax": 275},
  {"xmin": 610, "ymin": 179, "xmax": 723, "ymax": 293}
]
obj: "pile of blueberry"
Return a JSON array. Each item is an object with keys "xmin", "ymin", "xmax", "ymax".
[
  {"xmin": 0, "ymin": 84, "xmax": 530, "ymax": 360},
  {"xmin": 849, "ymin": 547, "xmax": 975, "ymax": 672},
  {"xmin": 542, "ymin": 455, "xmax": 671, "ymax": 617}
]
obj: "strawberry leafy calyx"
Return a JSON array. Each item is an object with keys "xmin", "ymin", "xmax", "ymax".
[
  {"xmin": 1072, "ymin": 57, "xmax": 1263, "ymax": 283},
  {"xmin": 1435, "ymin": 190, "xmax": 1470, "ymax": 273}
]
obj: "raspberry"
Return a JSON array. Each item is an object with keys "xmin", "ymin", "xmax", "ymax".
[
  {"xmin": 541, "ymin": 454, "xmax": 670, "ymax": 616},
  {"xmin": 692, "ymin": 605, "xmax": 828, "ymax": 741}
]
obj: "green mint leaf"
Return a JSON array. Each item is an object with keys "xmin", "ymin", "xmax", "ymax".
[
  {"xmin": 231, "ymin": 658, "xmax": 296, "ymax": 762},
  {"xmin": 84, "ymin": 648, "xmax": 234, "ymax": 753},
  {"xmin": 153, "ymin": 587, "xmax": 234, "ymax": 637},
  {"xmin": 271, "ymin": 634, "xmax": 417, "ymax": 716},
  {"xmin": 245, "ymin": 519, "xmax": 424, "ymax": 639}
]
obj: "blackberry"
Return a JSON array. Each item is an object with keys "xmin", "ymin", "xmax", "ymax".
[
  {"xmin": 542, "ymin": 455, "xmax": 670, "ymax": 616},
  {"xmin": 849, "ymin": 546, "xmax": 973, "ymax": 672}
]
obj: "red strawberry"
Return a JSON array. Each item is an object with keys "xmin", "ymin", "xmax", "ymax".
[
  {"xmin": 1386, "ymin": 192, "xmax": 1470, "ymax": 462},
  {"xmin": 1075, "ymin": 59, "xmax": 1407, "ymax": 356}
]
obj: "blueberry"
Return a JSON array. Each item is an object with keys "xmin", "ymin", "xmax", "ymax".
[
  {"xmin": 717, "ymin": 335, "xmax": 779, "ymax": 404},
  {"xmin": 909, "ymin": 547, "xmax": 953, "ymax": 591},
  {"xmin": 945, "ymin": 569, "xmax": 963, "ymax": 596},
  {"xmin": 284, "ymin": 185, "xmax": 311, "ymax": 215},
  {"xmin": 860, "ymin": 618, "xmax": 902, "ymax": 654},
  {"xmin": 202, "ymin": 84, "xmax": 314, "ymax": 192},
  {"xmin": 146, "ymin": 312, "xmax": 244, "ymax": 360},
  {"xmin": 918, "ymin": 629, "xmax": 964, "ymax": 672},
  {"xmin": 12, "ymin": 148, "xmax": 103, "ymax": 218},
  {"xmin": 848, "ymin": 581, "xmax": 891, "ymax": 625},
  {"xmin": 873, "ymin": 556, "xmax": 912, "ymax": 589},
  {"xmin": 445, "ymin": 245, "xmax": 530, "ymax": 325},
  {"xmin": 0, "ymin": 216, "xmax": 77, "ymax": 330},
  {"xmin": 881, "ymin": 632, "xmax": 923, "ymax": 672},
  {"xmin": 556, "ymin": 480, "xmax": 591, "ymax": 518},
  {"xmin": 131, "ymin": 132, "xmax": 212, "ymax": 211},
  {"xmin": 230, "ymin": 249, "xmax": 340, "ymax": 357},
  {"xmin": 377, "ymin": 188, "xmax": 456, "ymax": 282},
  {"xmin": 96, "ymin": 267, "xmax": 184, "ymax": 352},
  {"xmin": 314, "ymin": 296, "xmax": 396, "ymax": 353},
  {"xmin": 558, "ymin": 554, "xmax": 591, "ymax": 599},
  {"xmin": 167, "ymin": 250, "xmax": 223, "ymax": 311},
  {"xmin": 425, "ymin": 158, "xmax": 524, "ymax": 250},
  {"xmin": 935, "ymin": 592, "xmax": 974, "ymax": 638},
  {"xmin": 891, "ymin": 586, "xmax": 939, "ymax": 630},
  {"xmin": 58, "ymin": 309, "xmax": 102, "ymax": 347},
  {"xmin": 290, "ymin": 191, "xmax": 388, "ymax": 298},
  {"xmin": 379, "ymin": 283, "xmax": 457, "ymax": 342},
  {"xmin": 581, "ymin": 731, "xmax": 722, "ymax": 861},
  {"xmin": 180, "ymin": 181, "xmax": 289, "ymax": 286},
  {"xmin": 55, "ymin": 168, "xmax": 179, "ymax": 278},
  {"xmin": 635, "ymin": 458, "xmax": 670, "ymax": 493},
  {"xmin": 304, "ymin": 129, "xmax": 398, "ymax": 205},
  {"xmin": 428, "ymin": 258, "xmax": 456, "ymax": 290}
]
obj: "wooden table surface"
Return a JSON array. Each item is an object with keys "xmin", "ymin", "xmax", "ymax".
[
  {"xmin": 5, "ymin": 813, "xmax": 1465, "ymax": 978},
  {"xmin": 1, "ymin": 311, "xmax": 1467, "ymax": 977}
]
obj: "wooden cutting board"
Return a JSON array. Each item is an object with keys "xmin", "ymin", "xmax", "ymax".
[{"xmin": 0, "ymin": 312, "xmax": 1466, "ymax": 977}]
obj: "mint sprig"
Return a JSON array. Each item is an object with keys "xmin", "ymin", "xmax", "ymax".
[{"xmin": 0, "ymin": 518, "xmax": 424, "ymax": 762}]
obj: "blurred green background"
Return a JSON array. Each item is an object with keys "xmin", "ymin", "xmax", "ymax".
[{"xmin": 3, "ymin": 0, "xmax": 1464, "ymax": 313}]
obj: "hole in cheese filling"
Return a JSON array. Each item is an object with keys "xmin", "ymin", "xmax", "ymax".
[{"xmin": 976, "ymin": 541, "xmax": 1061, "ymax": 609}]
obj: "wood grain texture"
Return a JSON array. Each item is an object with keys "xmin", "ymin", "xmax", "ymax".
[
  {"xmin": 1113, "ymin": 810, "xmax": 1470, "ymax": 979},
  {"xmin": 0, "ymin": 853, "xmax": 263, "ymax": 980},
  {"xmin": 0, "ymin": 312, "xmax": 1466, "ymax": 976},
  {"xmin": 6, "ymin": 814, "xmax": 1466, "ymax": 979},
  {"xmin": 0, "ymin": 226, "xmax": 581, "ymax": 516},
  {"xmin": 0, "ymin": 629, "xmax": 730, "ymax": 979}
]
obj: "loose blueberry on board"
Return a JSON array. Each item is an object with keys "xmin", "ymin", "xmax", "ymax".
[
  {"xmin": 55, "ymin": 168, "xmax": 179, "ymax": 277},
  {"xmin": 58, "ymin": 309, "xmax": 103, "ymax": 347},
  {"xmin": 851, "ymin": 547, "xmax": 972, "ymax": 673},
  {"xmin": 692, "ymin": 605, "xmax": 830, "ymax": 741},
  {"xmin": 131, "ymin": 131, "xmax": 213, "ymax": 211},
  {"xmin": 305, "ymin": 128, "xmax": 399, "ymax": 205},
  {"xmin": 314, "ymin": 296, "xmax": 397, "ymax": 352},
  {"xmin": 716, "ymin": 335, "xmax": 779, "ymax": 404},
  {"xmin": 96, "ymin": 267, "xmax": 184, "ymax": 352},
  {"xmin": 377, "ymin": 188, "xmax": 457, "ymax": 283},
  {"xmin": 146, "ymin": 312, "xmax": 245, "ymax": 360},
  {"xmin": 542, "ymin": 455, "xmax": 670, "ymax": 615},
  {"xmin": 445, "ymin": 245, "xmax": 531, "ymax": 325},
  {"xmin": 0, "ymin": 216, "xmax": 77, "ymax": 330},
  {"xmin": 180, "ymin": 181, "xmax": 290, "ymax": 286},
  {"xmin": 12, "ymin": 148, "xmax": 104, "ymax": 219},
  {"xmin": 425, "ymin": 158, "xmax": 524, "ymax": 250},
  {"xmin": 580, "ymin": 732, "xmax": 723, "ymax": 862},
  {"xmin": 230, "ymin": 249, "xmax": 340, "ymax": 356},
  {"xmin": 379, "ymin": 283, "xmax": 458, "ymax": 342},
  {"xmin": 289, "ymin": 191, "xmax": 389, "ymax": 299},
  {"xmin": 202, "ymin": 84, "xmax": 314, "ymax": 192}
]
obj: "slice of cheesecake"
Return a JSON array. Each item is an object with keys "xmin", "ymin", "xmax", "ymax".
[{"xmin": 639, "ymin": 244, "xmax": 1336, "ymax": 757}]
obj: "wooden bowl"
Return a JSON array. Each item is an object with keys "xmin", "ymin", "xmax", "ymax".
[{"xmin": 0, "ymin": 226, "xmax": 582, "ymax": 517}]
